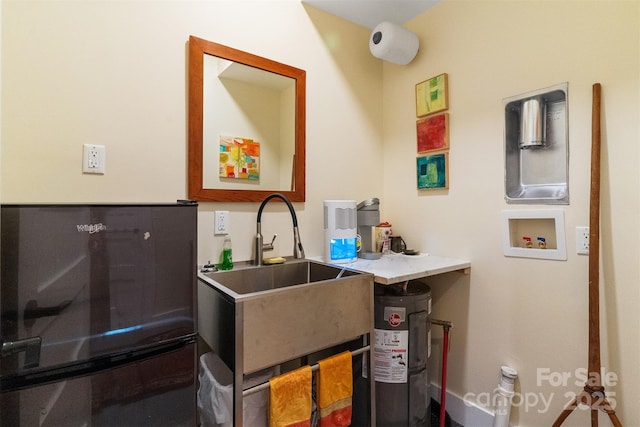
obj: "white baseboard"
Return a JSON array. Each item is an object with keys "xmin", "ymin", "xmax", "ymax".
[{"xmin": 430, "ymin": 383, "xmax": 495, "ymax": 427}]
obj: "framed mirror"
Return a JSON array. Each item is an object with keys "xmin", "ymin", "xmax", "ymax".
[{"xmin": 188, "ymin": 35, "xmax": 306, "ymax": 202}]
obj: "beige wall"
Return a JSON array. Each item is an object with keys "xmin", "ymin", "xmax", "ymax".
[
  {"xmin": 0, "ymin": 1, "xmax": 383, "ymax": 264},
  {"xmin": 2, "ymin": 0, "xmax": 639, "ymax": 425},
  {"xmin": 384, "ymin": 1, "xmax": 639, "ymax": 425}
]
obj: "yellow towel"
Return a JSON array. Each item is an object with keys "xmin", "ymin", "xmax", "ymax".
[
  {"xmin": 269, "ymin": 366, "xmax": 312, "ymax": 427},
  {"xmin": 317, "ymin": 351, "xmax": 353, "ymax": 427}
]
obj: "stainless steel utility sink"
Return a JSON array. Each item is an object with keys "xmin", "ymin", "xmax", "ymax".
[
  {"xmin": 202, "ymin": 259, "xmax": 360, "ymax": 296},
  {"xmin": 197, "ymin": 259, "xmax": 374, "ymax": 374},
  {"xmin": 198, "ymin": 259, "xmax": 376, "ymax": 425}
]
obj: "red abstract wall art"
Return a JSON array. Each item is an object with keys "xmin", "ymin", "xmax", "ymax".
[{"xmin": 416, "ymin": 113, "xmax": 449, "ymax": 153}]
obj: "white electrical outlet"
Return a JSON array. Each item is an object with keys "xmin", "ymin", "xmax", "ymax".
[
  {"xmin": 214, "ymin": 211, "xmax": 229, "ymax": 235},
  {"xmin": 576, "ymin": 226, "xmax": 589, "ymax": 255},
  {"xmin": 83, "ymin": 144, "xmax": 105, "ymax": 174}
]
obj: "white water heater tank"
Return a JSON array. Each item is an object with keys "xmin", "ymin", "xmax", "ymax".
[{"xmin": 324, "ymin": 200, "xmax": 358, "ymax": 263}]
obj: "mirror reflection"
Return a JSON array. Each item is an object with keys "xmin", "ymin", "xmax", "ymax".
[
  {"xmin": 188, "ymin": 36, "xmax": 306, "ymax": 202},
  {"xmin": 203, "ymin": 58, "xmax": 295, "ymax": 190}
]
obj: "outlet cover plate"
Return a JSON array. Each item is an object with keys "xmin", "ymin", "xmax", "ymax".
[
  {"xmin": 215, "ymin": 211, "xmax": 229, "ymax": 235},
  {"xmin": 83, "ymin": 144, "xmax": 105, "ymax": 174},
  {"xmin": 576, "ymin": 226, "xmax": 589, "ymax": 255}
]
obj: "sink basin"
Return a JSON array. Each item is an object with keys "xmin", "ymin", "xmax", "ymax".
[
  {"xmin": 201, "ymin": 259, "xmax": 359, "ymax": 297},
  {"xmin": 197, "ymin": 259, "xmax": 374, "ymax": 374}
]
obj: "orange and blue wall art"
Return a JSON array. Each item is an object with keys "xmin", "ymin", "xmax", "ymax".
[{"xmin": 219, "ymin": 136, "xmax": 260, "ymax": 180}]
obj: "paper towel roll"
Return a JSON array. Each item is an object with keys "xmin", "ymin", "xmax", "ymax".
[{"xmin": 369, "ymin": 21, "xmax": 419, "ymax": 65}]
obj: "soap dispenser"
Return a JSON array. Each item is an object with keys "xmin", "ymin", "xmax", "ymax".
[{"xmin": 219, "ymin": 235, "xmax": 233, "ymax": 270}]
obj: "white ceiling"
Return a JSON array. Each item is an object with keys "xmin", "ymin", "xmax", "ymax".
[{"xmin": 302, "ymin": 0, "xmax": 442, "ymax": 30}]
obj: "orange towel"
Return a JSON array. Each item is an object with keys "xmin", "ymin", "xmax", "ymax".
[
  {"xmin": 269, "ymin": 366, "xmax": 312, "ymax": 427},
  {"xmin": 317, "ymin": 351, "xmax": 353, "ymax": 427}
]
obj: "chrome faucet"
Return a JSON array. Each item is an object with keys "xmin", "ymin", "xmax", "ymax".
[{"xmin": 253, "ymin": 193, "xmax": 305, "ymax": 266}]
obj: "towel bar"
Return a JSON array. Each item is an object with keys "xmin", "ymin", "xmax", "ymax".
[{"xmin": 242, "ymin": 345, "xmax": 370, "ymax": 397}]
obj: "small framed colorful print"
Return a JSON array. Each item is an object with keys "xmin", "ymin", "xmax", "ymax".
[
  {"xmin": 417, "ymin": 113, "xmax": 449, "ymax": 153},
  {"xmin": 416, "ymin": 73, "xmax": 448, "ymax": 117},
  {"xmin": 417, "ymin": 153, "xmax": 448, "ymax": 190},
  {"xmin": 219, "ymin": 136, "xmax": 260, "ymax": 180}
]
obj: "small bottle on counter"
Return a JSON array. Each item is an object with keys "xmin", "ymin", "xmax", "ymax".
[{"xmin": 219, "ymin": 235, "xmax": 233, "ymax": 270}]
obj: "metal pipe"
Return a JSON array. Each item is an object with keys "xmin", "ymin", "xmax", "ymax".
[
  {"xmin": 519, "ymin": 96, "xmax": 546, "ymax": 149},
  {"xmin": 431, "ymin": 318, "xmax": 453, "ymax": 427}
]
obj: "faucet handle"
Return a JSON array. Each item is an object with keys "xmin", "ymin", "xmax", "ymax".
[{"xmin": 263, "ymin": 234, "xmax": 277, "ymax": 251}]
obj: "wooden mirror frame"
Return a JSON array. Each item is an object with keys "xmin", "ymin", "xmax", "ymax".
[{"xmin": 188, "ymin": 35, "xmax": 306, "ymax": 202}]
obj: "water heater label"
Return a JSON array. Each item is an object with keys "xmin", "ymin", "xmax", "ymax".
[{"xmin": 373, "ymin": 328, "xmax": 408, "ymax": 383}]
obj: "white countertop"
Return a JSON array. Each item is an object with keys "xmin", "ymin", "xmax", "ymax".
[{"xmin": 313, "ymin": 253, "xmax": 471, "ymax": 285}]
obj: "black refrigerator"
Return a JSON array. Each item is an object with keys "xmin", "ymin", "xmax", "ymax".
[{"xmin": 0, "ymin": 203, "xmax": 198, "ymax": 426}]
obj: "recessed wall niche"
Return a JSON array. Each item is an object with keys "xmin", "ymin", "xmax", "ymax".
[
  {"xmin": 504, "ymin": 83, "xmax": 569, "ymax": 204},
  {"xmin": 501, "ymin": 209, "xmax": 567, "ymax": 260}
]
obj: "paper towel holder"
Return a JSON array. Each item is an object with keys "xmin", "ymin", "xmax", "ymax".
[{"xmin": 369, "ymin": 21, "xmax": 419, "ymax": 65}]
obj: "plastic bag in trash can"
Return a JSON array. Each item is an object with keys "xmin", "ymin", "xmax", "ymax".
[{"xmin": 197, "ymin": 352, "xmax": 273, "ymax": 427}]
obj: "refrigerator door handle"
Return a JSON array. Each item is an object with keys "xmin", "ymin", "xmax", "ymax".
[
  {"xmin": 23, "ymin": 299, "xmax": 72, "ymax": 329},
  {"xmin": 1, "ymin": 336, "xmax": 42, "ymax": 369}
]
